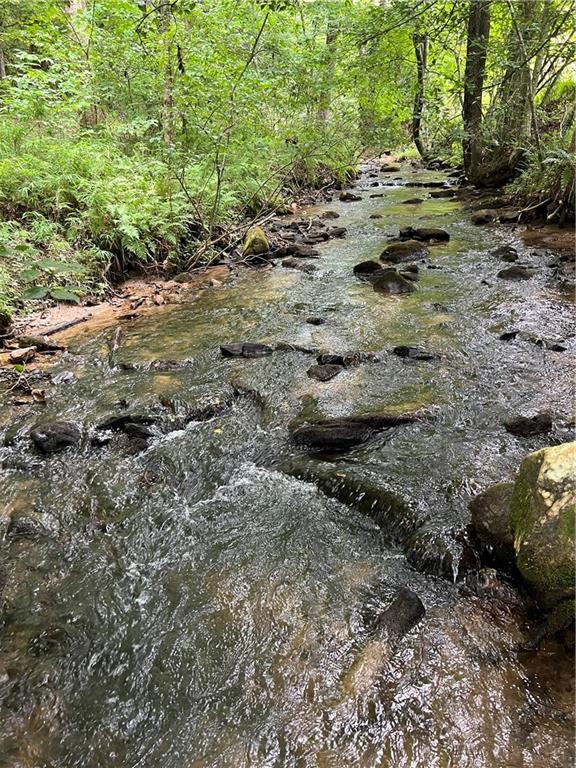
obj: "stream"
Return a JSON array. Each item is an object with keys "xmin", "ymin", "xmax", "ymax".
[{"xmin": 0, "ymin": 165, "xmax": 574, "ymax": 767}]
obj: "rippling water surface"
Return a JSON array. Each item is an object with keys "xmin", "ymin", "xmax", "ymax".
[{"xmin": 1, "ymin": 167, "xmax": 574, "ymax": 767}]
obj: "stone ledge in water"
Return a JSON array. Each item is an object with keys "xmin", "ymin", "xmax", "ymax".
[
  {"xmin": 316, "ymin": 351, "xmax": 379, "ymax": 367},
  {"xmin": 399, "ymin": 226, "xmax": 450, "ymax": 242},
  {"xmin": 280, "ymin": 457, "xmax": 419, "ymax": 534},
  {"xmin": 497, "ymin": 265, "xmax": 536, "ymax": 280},
  {"xmin": 291, "ymin": 412, "xmax": 419, "ymax": 451},
  {"xmin": 504, "ymin": 413, "xmax": 552, "ymax": 436},
  {"xmin": 430, "ymin": 189, "xmax": 456, "ymax": 198},
  {"xmin": 306, "ymin": 363, "xmax": 344, "ymax": 382},
  {"xmin": 491, "ymin": 245, "xmax": 518, "ymax": 262},
  {"xmin": 272, "ymin": 243, "xmax": 320, "ymax": 258},
  {"xmin": 471, "ymin": 209, "xmax": 497, "ymax": 225},
  {"xmin": 220, "ymin": 343, "xmax": 274, "ymax": 358},
  {"xmin": 391, "ymin": 346, "xmax": 437, "ymax": 361},
  {"xmin": 404, "ymin": 180, "xmax": 448, "ymax": 189},
  {"xmin": 281, "ymin": 258, "xmax": 317, "ymax": 273},
  {"xmin": 30, "ymin": 420, "xmax": 82, "ymax": 454}
]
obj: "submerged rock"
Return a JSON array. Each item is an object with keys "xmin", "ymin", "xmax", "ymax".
[
  {"xmin": 391, "ymin": 346, "xmax": 436, "ymax": 360},
  {"xmin": 282, "ymin": 257, "xmax": 317, "ymax": 273},
  {"xmin": 381, "ymin": 240, "xmax": 429, "ymax": 263},
  {"xmin": 399, "ymin": 226, "xmax": 450, "ymax": 242},
  {"xmin": 510, "ymin": 442, "xmax": 575, "ymax": 613},
  {"xmin": 274, "ymin": 243, "xmax": 319, "ymax": 258},
  {"xmin": 243, "ymin": 226, "xmax": 269, "ymax": 256},
  {"xmin": 97, "ymin": 414, "xmax": 157, "ymax": 432},
  {"xmin": 373, "ymin": 587, "xmax": 425, "ymax": 643},
  {"xmin": 306, "ymin": 363, "xmax": 344, "ymax": 382},
  {"xmin": 315, "ymin": 350, "xmax": 378, "ymax": 368},
  {"xmin": 469, "ymin": 482, "xmax": 516, "ymax": 564},
  {"xmin": 281, "ymin": 458, "xmax": 417, "ymax": 535},
  {"xmin": 319, "ymin": 210, "xmax": 340, "ymax": 220},
  {"xmin": 306, "ymin": 316, "xmax": 325, "ymax": 326},
  {"xmin": 430, "ymin": 189, "xmax": 456, "ymax": 198},
  {"xmin": 471, "ymin": 209, "xmax": 497, "ymax": 225},
  {"xmin": 504, "ymin": 413, "xmax": 552, "ymax": 436},
  {"xmin": 401, "ymin": 198, "xmax": 424, "ymax": 205},
  {"xmin": 339, "ymin": 191, "xmax": 362, "ymax": 202},
  {"xmin": 372, "ymin": 270, "xmax": 417, "ymax": 295},
  {"xmin": 340, "ymin": 588, "xmax": 425, "ymax": 698},
  {"xmin": 220, "ymin": 343, "xmax": 274, "ymax": 358},
  {"xmin": 404, "ymin": 180, "xmax": 447, "ymax": 189},
  {"xmin": 353, "ymin": 260, "xmax": 383, "ymax": 278},
  {"xmin": 380, "ymin": 163, "xmax": 401, "ymax": 173},
  {"xmin": 491, "ymin": 245, "xmax": 518, "ymax": 262},
  {"xmin": 30, "ymin": 421, "xmax": 81, "ymax": 454},
  {"xmin": 497, "ymin": 265, "xmax": 536, "ymax": 280}
]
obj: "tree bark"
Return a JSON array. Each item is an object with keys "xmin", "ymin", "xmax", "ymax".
[
  {"xmin": 160, "ymin": 3, "xmax": 174, "ymax": 145},
  {"xmin": 0, "ymin": 47, "xmax": 6, "ymax": 80},
  {"xmin": 317, "ymin": 23, "xmax": 338, "ymax": 125},
  {"xmin": 462, "ymin": 0, "xmax": 490, "ymax": 181},
  {"xmin": 412, "ymin": 33, "xmax": 428, "ymax": 159}
]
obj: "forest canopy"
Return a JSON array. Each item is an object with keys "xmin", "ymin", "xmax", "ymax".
[{"xmin": 0, "ymin": 0, "xmax": 574, "ymax": 322}]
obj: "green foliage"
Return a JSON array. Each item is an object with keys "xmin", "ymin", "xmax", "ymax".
[{"xmin": 0, "ymin": 0, "xmax": 573, "ymax": 319}]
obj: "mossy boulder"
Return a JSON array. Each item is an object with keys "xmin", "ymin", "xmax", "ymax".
[
  {"xmin": 509, "ymin": 442, "xmax": 575, "ymax": 611},
  {"xmin": 243, "ymin": 226, "xmax": 269, "ymax": 257}
]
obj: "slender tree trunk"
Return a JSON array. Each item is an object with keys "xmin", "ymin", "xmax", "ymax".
[
  {"xmin": 506, "ymin": 0, "xmax": 542, "ymax": 161},
  {"xmin": 0, "ymin": 47, "xmax": 6, "ymax": 79},
  {"xmin": 462, "ymin": 0, "xmax": 490, "ymax": 181},
  {"xmin": 160, "ymin": 3, "xmax": 174, "ymax": 145},
  {"xmin": 317, "ymin": 23, "xmax": 338, "ymax": 125},
  {"xmin": 412, "ymin": 33, "xmax": 428, "ymax": 159}
]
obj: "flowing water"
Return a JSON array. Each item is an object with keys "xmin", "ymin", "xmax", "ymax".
[{"xmin": 0, "ymin": 166, "xmax": 574, "ymax": 767}]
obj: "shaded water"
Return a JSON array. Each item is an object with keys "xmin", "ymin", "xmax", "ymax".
[{"xmin": 1, "ymin": 166, "xmax": 574, "ymax": 767}]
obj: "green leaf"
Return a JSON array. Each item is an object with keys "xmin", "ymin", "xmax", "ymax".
[
  {"xmin": 21, "ymin": 268, "xmax": 41, "ymax": 283},
  {"xmin": 13, "ymin": 364, "xmax": 25, "ymax": 373},
  {"xmin": 36, "ymin": 259, "xmax": 87, "ymax": 275},
  {"xmin": 22, "ymin": 286, "xmax": 49, "ymax": 300},
  {"xmin": 49, "ymin": 287, "xmax": 81, "ymax": 303},
  {"xmin": 14, "ymin": 243, "xmax": 32, "ymax": 252}
]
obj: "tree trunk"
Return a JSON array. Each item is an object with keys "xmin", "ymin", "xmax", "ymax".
[
  {"xmin": 412, "ymin": 33, "xmax": 428, "ymax": 159},
  {"xmin": 160, "ymin": 3, "xmax": 174, "ymax": 145},
  {"xmin": 0, "ymin": 47, "xmax": 6, "ymax": 80},
  {"xmin": 317, "ymin": 23, "xmax": 338, "ymax": 125},
  {"xmin": 462, "ymin": 0, "xmax": 490, "ymax": 182}
]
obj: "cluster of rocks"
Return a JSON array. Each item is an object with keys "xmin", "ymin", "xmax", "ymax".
[
  {"xmin": 469, "ymin": 442, "xmax": 575, "ymax": 638},
  {"xmin": 1, "ymin": 334, "xmax": 64, "ymax": 366},
  {"xmin": 353, "ymin": 225, "xmax": 450, "ymax": 295},
  {"xmin": 21, "ymin": 385, "xmax": 255, "ymax": 457},
  {"xmin": 242, "ymin": 216, "xmax": 347, "ymax": 268}
]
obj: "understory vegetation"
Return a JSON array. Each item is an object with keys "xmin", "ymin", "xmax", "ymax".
[{"xmin": 0, "ymin": 0, "xmax": 574, "ymax": 323}]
